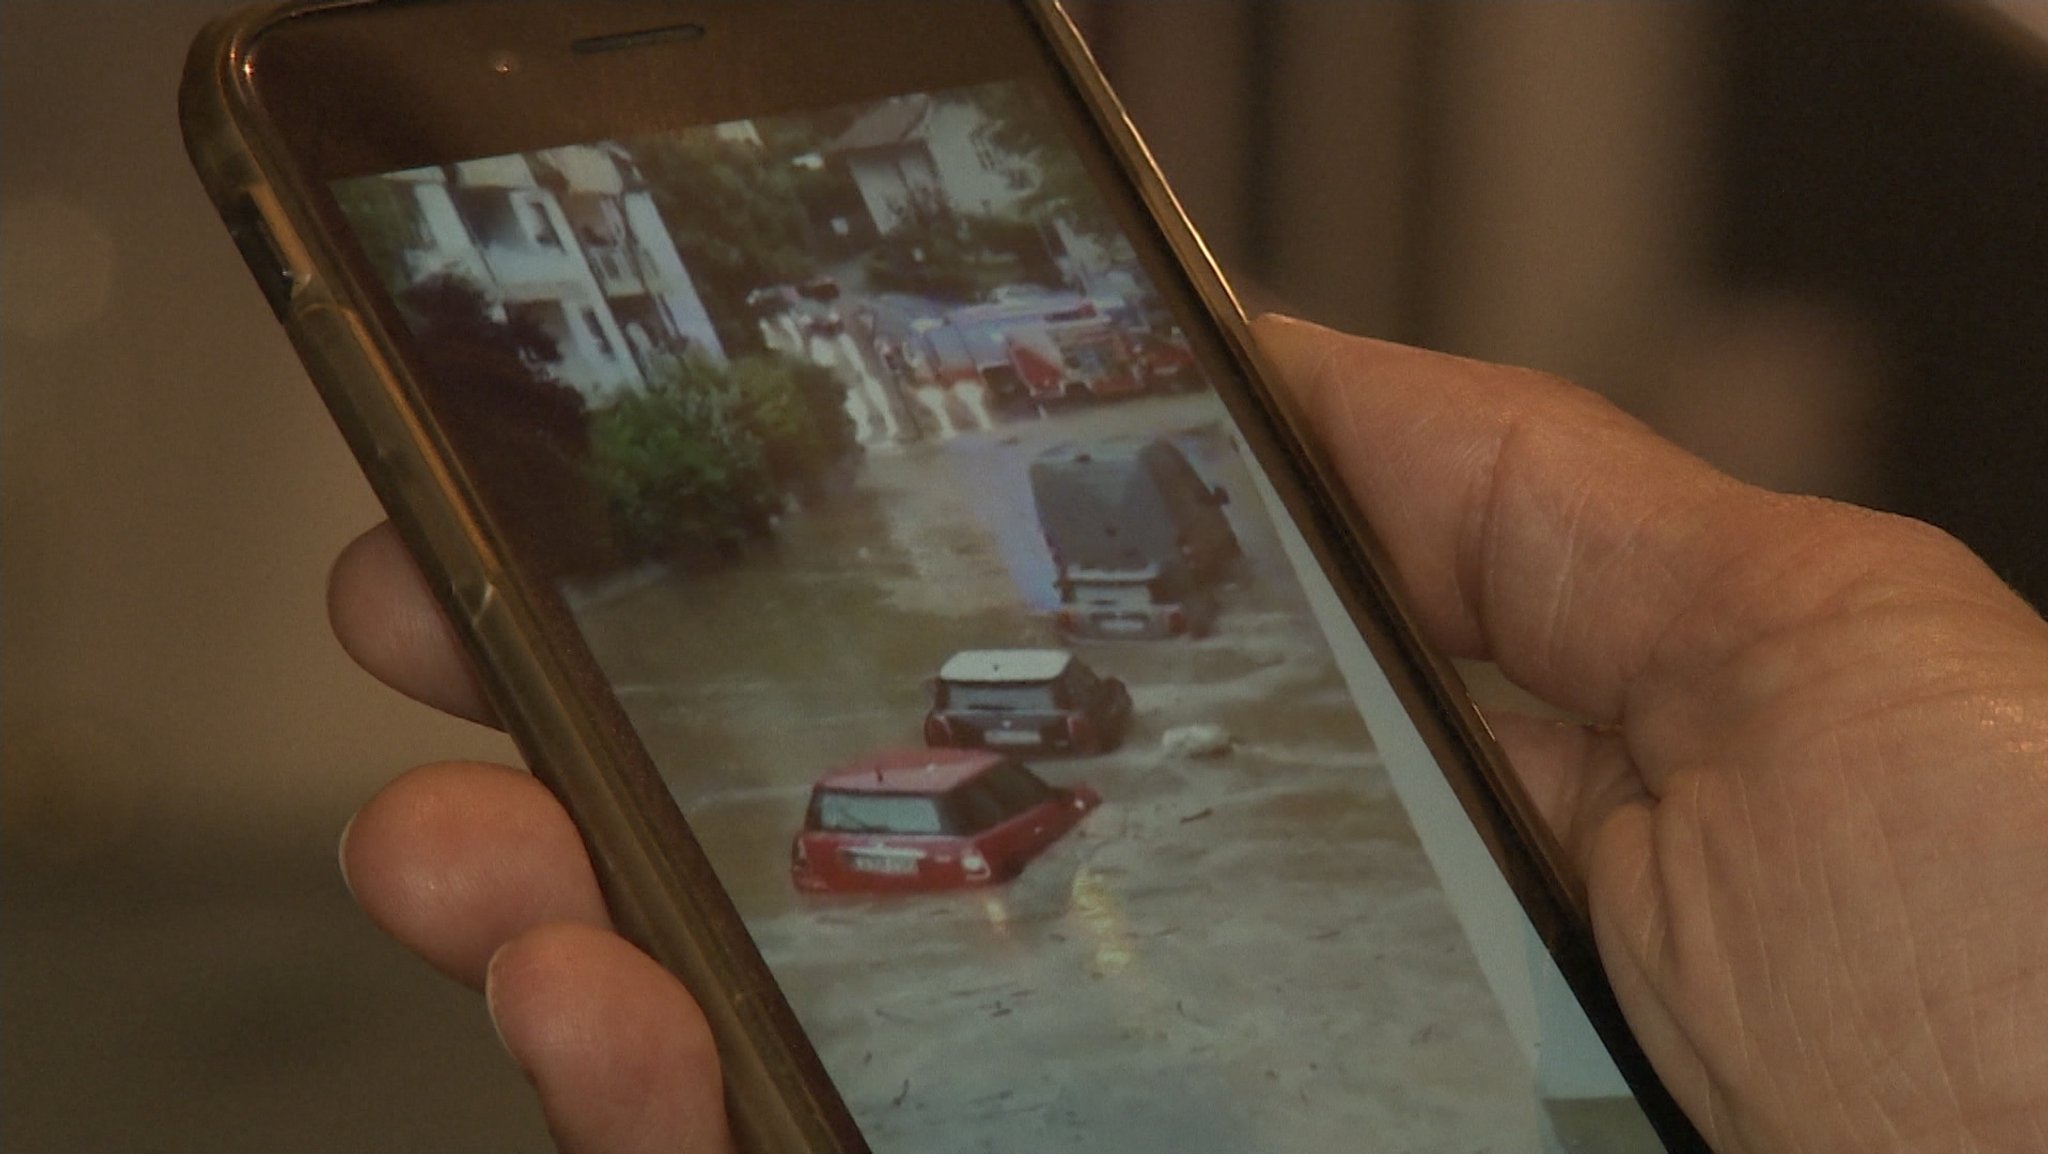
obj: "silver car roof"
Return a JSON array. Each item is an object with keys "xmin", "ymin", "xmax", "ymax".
[{"xmin": 938, "ymin": 648, "xmax": 1076, "ymax": 684}]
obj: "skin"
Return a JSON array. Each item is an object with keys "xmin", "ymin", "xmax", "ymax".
[{"xmin": 332, "ymin": 316, "xmax": 2048, "ymax": 1153}]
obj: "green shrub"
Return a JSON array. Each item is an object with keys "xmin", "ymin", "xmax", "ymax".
[
  {"xmin": 584, "ymin": 353, "xmax": 854, "ymax": 563},
  {"xmin": 728, "ymin": 355, "xmax": 858, "ymax": 502}
]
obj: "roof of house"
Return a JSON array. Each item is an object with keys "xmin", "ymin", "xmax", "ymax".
[
  {"xmin": 825, "ymin": 95, "xmax": 934, "ymax": 154},
  {"xmin": 938, "ymin": 648, "xmax": 1076, "ymax": 684},
  {"xmin": 817, "ymin": 747, "xmax": 1007, "ymax": 794}
]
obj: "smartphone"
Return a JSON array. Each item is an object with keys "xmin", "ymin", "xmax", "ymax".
[{"xmin": 182, "ymin": 3, "xmax": 1705, "ymax": 1151}]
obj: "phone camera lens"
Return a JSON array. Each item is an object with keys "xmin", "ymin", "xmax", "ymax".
[{"xmin": 487, "ymin": 50, "xmax": 520, "ymax": 76}]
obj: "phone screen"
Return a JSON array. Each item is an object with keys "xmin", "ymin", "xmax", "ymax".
[{"xmin": 330, "ymin": 75, "xmax": 1670, "ymax": 1154}]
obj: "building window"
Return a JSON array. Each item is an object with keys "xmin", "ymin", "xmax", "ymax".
[
  {"xmin": 580, "ymin": 308, "xmax": 616, "ymax": 360},
  {"xmin": 972, "ymin": 128, "xmax": 1003, "ymax": 174},
  {"xmin": 393, "ymin": 185, "xmax": 434, "ymax": 246},
  {"xmin": 523, "ymin": 199, "xmax": 564, "ymax": 249}
]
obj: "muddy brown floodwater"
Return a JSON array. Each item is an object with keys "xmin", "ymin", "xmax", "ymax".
[{"xmin": 567, "ymin": 395, "xmax": 1555, "ymax": 1153}]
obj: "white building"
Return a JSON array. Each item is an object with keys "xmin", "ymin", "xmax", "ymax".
[
  {"xmin": 826, "ymin": 94, "xmax": 1030, "ymax": 235},
  {"xmin": 370, "ymin": 144, "xmax": 724, "ymax": 404}
]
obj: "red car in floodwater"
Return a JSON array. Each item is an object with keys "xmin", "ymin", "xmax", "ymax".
[{"xmin": 791, "ymin": 748, "xmax": 1099, "ymax": 894}]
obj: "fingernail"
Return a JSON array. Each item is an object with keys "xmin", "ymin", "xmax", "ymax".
[
  {"xmin": 483, "ymin": 944, "xmax": 519, "ymax": 1062},
  {"xmin": 336, "ymin": 812, "xmax": 360, "ymax": 900}
]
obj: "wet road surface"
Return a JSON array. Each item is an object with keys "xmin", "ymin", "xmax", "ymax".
[{"xmin": 567, "ymin": 394, "xmax": 1551, "ymax": 1153}]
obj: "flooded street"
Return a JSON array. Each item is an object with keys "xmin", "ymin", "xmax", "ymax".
[{"xmin": 567, "ymin": 394, "xmax": 1548, "ymax": 1153}]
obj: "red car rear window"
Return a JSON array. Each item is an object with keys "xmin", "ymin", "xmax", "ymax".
[
  {"xmin": 812, "ymin": 792, "xmax": 946, "ymax": 835},
  {"xmin": 809, "ymin": 763, "xmax": 1058, "ymax": 837}
]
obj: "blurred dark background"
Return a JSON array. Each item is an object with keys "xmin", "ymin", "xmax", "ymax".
[
  {"xmin": 5, "ymin": 3, "xmax": 2045, "ymax": 1150},
  {"xmin": 1063, "ymin": 1, "xmax": 2048, "ymax": 591}
]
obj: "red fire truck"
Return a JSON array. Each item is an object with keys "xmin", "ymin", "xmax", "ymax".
[{"xmin": 905, "ymin": 292, "xmax": 1194, "ymax": 408}]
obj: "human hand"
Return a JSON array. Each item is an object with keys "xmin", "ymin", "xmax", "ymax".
[
  {"xmin": 329, "ymin": 525, "xmax": 732, "ymax": 1154},
  {"xmin": 330, "ymin": 315, "xmax": 2048, "ymax": 1153},
  {"xmin": 1257, "ymin": 316, "xmax": 2048, "ymax": 1152}
]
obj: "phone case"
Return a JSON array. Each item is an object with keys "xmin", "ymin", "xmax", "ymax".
[
  {"xmin": 180, "ymin": 3, "xmax": 1670, "ymax": 1151},
  {"xmin": 182, "ymin": 4, "xmax": 871, "ymax": 1148}
]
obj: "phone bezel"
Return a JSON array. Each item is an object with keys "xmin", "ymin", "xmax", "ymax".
[{"xmin": 182, "ymin": 2, "xmax": 1706, "ymax": 1150}]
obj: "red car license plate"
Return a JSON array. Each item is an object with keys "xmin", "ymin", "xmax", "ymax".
[{"xmin": 846, "ymin": 849, "xmax": 918, "ymax": 874}]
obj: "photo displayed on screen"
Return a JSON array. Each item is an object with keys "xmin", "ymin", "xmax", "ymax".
[{"xmin": 337, "ymin": 80, "xmax": 1659, "ymax": 1153}]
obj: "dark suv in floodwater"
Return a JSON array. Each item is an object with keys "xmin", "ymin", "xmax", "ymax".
[
  {"xmin": 923, "ymin": 649, "xmax": 1132, "ymax": 756},
  {"xmin": 1054, "ymin": 561, "xmax": 1218, "ymax": 640},
  {"xmin": 1030, "ymin": 436, "xmax": 1240, "ymax": 585}
]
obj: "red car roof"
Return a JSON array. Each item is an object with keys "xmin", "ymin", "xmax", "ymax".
[{"xmin": 817, "ymin": 747, "xmax": 1008, "ymax": 795}]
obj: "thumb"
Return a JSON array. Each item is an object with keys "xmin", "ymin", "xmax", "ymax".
[{"xmin": 1251, "ymin": 314, "xmax": 1750, "ymax": 725}]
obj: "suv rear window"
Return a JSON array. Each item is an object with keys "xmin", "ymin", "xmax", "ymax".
[{"xmin": 947, "ymin": 682, "xmax": 1058, "ymax": 712}]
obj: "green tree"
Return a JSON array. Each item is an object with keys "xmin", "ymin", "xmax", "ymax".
[
  {"xmin": 583, "ymin": 353, "xmax": 854, "ymax": 563},
  {"xmin": 636, "ymin": 134, "xmax": 814, "ymax": 355},
  {"xmin": 400, "ymin": 275, "xmax": 563, "ymax": 389},
  {"xmin": 728, "ymin": 355, "xmax": 858, "ymax": 502},
  {"xmin": 586, "ymin": 358, "xmax": 775, "ymax": 562},
  {"xmin": 860, "ymin": 187, "xmax": 1039, "ymax": 302},
  {"xmin": 396, "ymin": 275, "xmax": 613, "ymax": 579},
  {"xmin": 753, "ymin": 106, "xmax": 863, "ymax": 161},
  {"xmin": 963, "ymin": 83, "xmax": 1118, "ymax": 244},
  {"xmin": 334, "ymin": 175, "xmax": 429, "ymax": 299}
]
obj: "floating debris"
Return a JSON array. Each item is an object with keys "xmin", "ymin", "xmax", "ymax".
[{"xmin": 1160, "ymin": 723, "xmax": 1232, "ymax": 758}]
